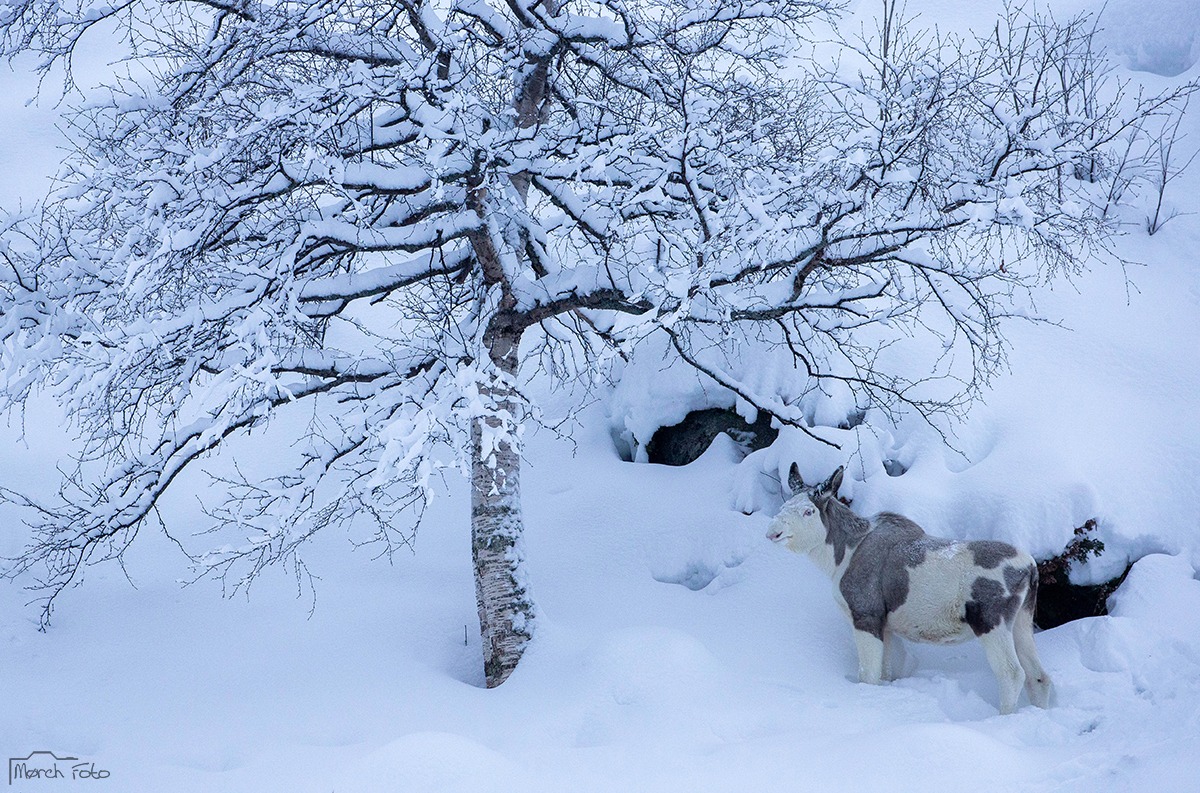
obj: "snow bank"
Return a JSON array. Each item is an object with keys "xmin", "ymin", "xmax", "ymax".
[
  {"xmin": 1091, "ymin": 0, "xmax": 1200, "ymax": 77},
  {"xmin": 7, "ymin": 403, "xmax": 1200, "ymax": 792},
  {"xmin": 896, "ymin": 0, "xmax": 1200, "ymax": 76}
]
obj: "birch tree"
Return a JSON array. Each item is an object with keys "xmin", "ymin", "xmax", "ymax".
[{"xmin": 0, "ymin": 0, "xmax": 1187, "ymax": 685}]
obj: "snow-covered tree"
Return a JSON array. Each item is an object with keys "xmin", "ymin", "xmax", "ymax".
[{"xmin": 0, "ymin": 0, "xmax": 1189, "ymax": 684}]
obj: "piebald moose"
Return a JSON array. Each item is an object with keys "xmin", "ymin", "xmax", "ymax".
[{"xmin": 767, "ymin": 465, "xmax": 1052, "ymax": 714}]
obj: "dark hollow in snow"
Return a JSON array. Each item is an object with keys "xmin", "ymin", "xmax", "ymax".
[
  {"xmin": 646, "ymin": 408, "xmax": 778, "ymax": 466},
  {"xmin": 1033, "ymin": 519, "xmax": 1132, "ymax": 629},
  {"xmin": 1033, "ymin": 566, "xmax": 1132, "ymax": 629}
]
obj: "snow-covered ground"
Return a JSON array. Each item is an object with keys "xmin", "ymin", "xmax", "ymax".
[{"xmin": 3, "ymin": 0, "xmax": 1200, "ymax": 791}]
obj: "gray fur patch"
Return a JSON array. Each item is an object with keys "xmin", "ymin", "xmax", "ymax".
[
  {"xmin": 969, "ymin": 541, "xmax": 1019, "ymax": 569},
  {"xmin": 1003, "ymin": 564, "xmax": 1027, "ymax": 593},
  {"xmin": 816, "ymin": 495, "xmax": 870, "ymax": 566},
  {"xmin": 964, "ymin": 576, "xmax": 1022, "ymax": 636},
  {"xmin": 1004, "ymin": 564, "xmax": 1037, "ymax": 616},
  {"xmin": 1022, "ymin": 565, "xmax": 1039, "ymax": 613},
  {"xmin": 838, "ymin": 512, "xmax": 952, "ymax": 639}
]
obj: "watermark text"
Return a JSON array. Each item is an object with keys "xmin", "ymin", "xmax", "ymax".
[{"xmin": 8, "ymin": 752, "xmax": 110, "ymax": 785}]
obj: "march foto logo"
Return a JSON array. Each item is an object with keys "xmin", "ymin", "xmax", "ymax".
[{"xmin": 7, "ymin": 752, "xmax": 110, "ymax": 785}]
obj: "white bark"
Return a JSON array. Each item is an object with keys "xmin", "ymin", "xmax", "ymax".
[
  {"xmin": 470, "ymin": 339, "xmax": 534, "ymax": 688},
  {"xmin": 464, "ymin": 4, "xmax": 556, "ymax": 683}
]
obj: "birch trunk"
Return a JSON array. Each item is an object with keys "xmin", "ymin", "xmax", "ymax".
[
  {"xmin": 467, "ymin": 0, "xmax": 556, "ymax": 686},
  {"xmin": 470, "ymin": 325, "xmax": 535, "ymax": 688}
]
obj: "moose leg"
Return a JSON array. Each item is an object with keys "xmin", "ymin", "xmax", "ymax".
[
  {"xmin": 1014, "ymin": 609, "xmax": 1052, "ymax": 708},
  {"xmin": 853, "ymin": 629, "xmax": 886, "ymax": 685},
  {"xmin": 883, "ymin": 628, "xmax": 907, "ymax": 681},
  {"xmin": 979, "ymin": 629, "xmax": 1026, "ymax": 715}
]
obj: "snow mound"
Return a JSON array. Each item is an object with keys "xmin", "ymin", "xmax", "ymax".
[
  {"xmin": 1107, "ymin": 553, "xmax": 1200, "ymax": 645},
  {"xmin": 347, "ymin": 733, "xmax": 525, "ymax": 792},
  {"xmin": 1095, "ymin": 0, "xmax": 1200, "ymax": 76}
]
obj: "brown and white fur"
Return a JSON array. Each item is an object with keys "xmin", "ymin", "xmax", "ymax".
[{"xmin": 767, "ymin": 465, "xmax": 1052, "ymax": 714}]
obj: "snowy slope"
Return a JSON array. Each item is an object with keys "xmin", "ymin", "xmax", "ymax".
[
  {"xmin": 3, "ymin": 413, "xmax": 1199, "ymax": 792},
  {"xmin": 3, "ymin": 0, "xmax": 1200, "ymax": 791}
]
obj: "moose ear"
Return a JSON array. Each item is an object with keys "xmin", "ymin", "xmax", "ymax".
[
  {"xmin": 786, "ymin": 463, "xmax": 805, "ymax": 495},
  {"xmin": 825, "ymin": 466, "xmax": 845, "ymax": 496}
]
